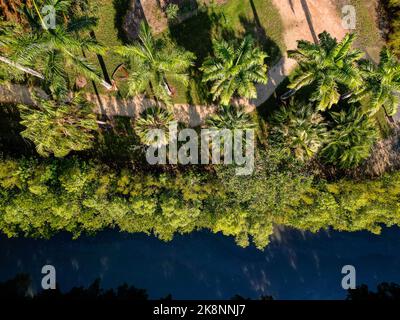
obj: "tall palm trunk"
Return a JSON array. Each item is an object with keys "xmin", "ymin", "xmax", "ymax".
[
  {"xmin": 0, "ymin": 55, "xmax": 44, "ymax": 79},
  {"xmin": 162, "ymin": 76, "xmax": 172, "ymax": 96},
  {"xmin": 149, "ymin": 81, "xmax": 160, "ymax": 106},
  {"xmin": 32, "ymin": 0, "xmax": 113, "ymax": 91},
  {"xmin": 89, "ymin": 31, "xmax": 113, "ymax": 88}
]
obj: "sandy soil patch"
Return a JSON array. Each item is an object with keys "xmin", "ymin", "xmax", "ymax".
[{"xmin": 271, "ymin": 0, "xmax": 347, "ymax": 51}]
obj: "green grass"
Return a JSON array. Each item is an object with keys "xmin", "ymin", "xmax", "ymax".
[
  {"xmin": 212, "ymin": 0, "xmax": 285, "ymax": 59},
  {"xmin": 85, "ymin": 0, "xmax": 285, "ymax": 104},
  {"xmin": 91, "ymin": 0, "xmax": 124, "ymax": 66},
  {"xmin": 336, "ymin": 0, "xmax": 385, "ymax": 61},
  {"xmin": 165, "ymin": 0, "xmax": 285, "ymax": 104},
  {"xmin": 85, "ymin": 0, "xmax": 126, "ymax": 95}
]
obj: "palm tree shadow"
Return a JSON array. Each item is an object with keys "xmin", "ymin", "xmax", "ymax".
[
  {"xmin": 300, "ymin": 0, "xmax": 318, "ymax": 43},
  {"xmin": 239, "ymin": 15, "xmax": 281, "ymax": 66},
  {"xmin": 168, "ymin": 8, "xmax": 215, "ymax": 105},
  {"xmin": 240, "ymin": 0, "xmax": 282, "ymax": 65},
  {"xmin": 169, "ymin": 9, "xmax": 213, "ymax": 67},
  {"xmin": 113, "ymin": 0, "xmax": 135, "ymax": 44}
]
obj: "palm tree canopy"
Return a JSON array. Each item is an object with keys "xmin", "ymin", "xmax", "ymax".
[
  {"xmin": 134, "ymin": 106, "xmax": 176, "ymax": 146},
  {"xmin": 206, "ymin": 104, "xmax": 256, "ymax": 130},
  {"xmin": 18, "ymin": 93, "xmax": 98, "ymax": 157},
  {"xmin": 354, "ymin": 48, "xmax": 400, "ymax": 116},
  {"xmin": 201, "ymin": 35, "xmax": 268, "ymax": 105},
  {"xmin": 0, "ymin": 0, "xmax": 105, "ymax": 98},
  {"xmin": 115, "ymin": 22, "xmax": 195, "ymax": 105},
  {"xmin": 288, "ymin": 32, "xmax": 364, "ymax": 111},
  {"xmin": 320, "ymin": 106, "xmax": 377, "ymax": 168},
  {"xmin": 271, "ymin": 102, "xmax": 327, "ymax": 162}
]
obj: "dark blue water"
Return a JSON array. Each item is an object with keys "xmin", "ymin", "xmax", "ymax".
[{"xmin": 1, "ymin": 227, "xmax": 400, "ymax": 300}]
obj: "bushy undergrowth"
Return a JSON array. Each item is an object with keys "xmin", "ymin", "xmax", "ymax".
[{"xmin": 1, "ymin": 153, "xmax": 399, "ymax": 249}]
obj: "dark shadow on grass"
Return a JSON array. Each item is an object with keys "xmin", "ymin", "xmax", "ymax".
[
  {"xmin": 169, "ymin": 8, "xmax": 214, "ymax": 104},
  {"xmin": 256, "ymin": 77, "xmax": 290, "ymax": 121},
  {"xmin": 113, "ymin": 0, "xmax": 131, "ymax": 44},
  {"xmin": 239, "ymin": 16, "xmax": 281, "ymax": 66},
  {"xmin": 169, "ymin": 9, "xmax": 213, "ymax": 67},
  {"xmin": 241, "ymin": 0, "xmax": 282, "ymax": 65},
  {"xmin": 166, "ymin": 0, "xmax": 198, "ymax": 14},
  {"xmin": 92, "ymin": 116, "xmax": 145, "ymax": 164},
  {"xmin": 0, "ymin": 105, "xmax": 36, "ymax": 156}
]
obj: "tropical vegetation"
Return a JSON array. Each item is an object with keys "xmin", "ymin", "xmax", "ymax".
[
  {"xmin": 270, "ymin": 102, "xmax": 327, "ymax": 162},
  {"xmin": 115, "ymin": 22, "xmax": 195, "ymax": 106},
  {"xmin": 18, "ymin": 93, "xmax": 98, "ymax": 157},
  {"xmin": 320, "ymin": 107, "xmax": 378, "ymax": 168},
  {"xmin": 0, "ymin": 154, "xmax": 399, "ymax": 248},
  {"xmin": 134, "ymin": 106, "xmax": 175, "ymax": 146},
  {"xmin": 288, "ymin": 32, "xmax": 364, "ymax": 111},
  {"xmin": 201, "ymin": 36, "xmax": 268, "ymax": 105},
  {"xmin": 0, "ymin": 0, "xmax": 399, "ymax": 250},
  {"xmin": 0, "ymin": 0, "xmax": 111, "ymax": 99},
  {"xmin": 206, "ymin": 104, "xmax": 256, "ymax": 130}
]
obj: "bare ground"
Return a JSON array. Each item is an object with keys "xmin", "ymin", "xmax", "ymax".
[{"xmin": 252, "ymin": 0, "xmax": 347, "ymax": 106}]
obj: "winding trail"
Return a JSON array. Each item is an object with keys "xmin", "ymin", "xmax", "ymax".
[{"xmin": 0, "ymin": 0, "xmax": 347, "ymax": 126}]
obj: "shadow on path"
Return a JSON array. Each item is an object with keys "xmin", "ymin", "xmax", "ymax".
[
  {"xmin": 288, "ymin": 0, "xmax": 295, "ymax": 13},
  {"xmin": 300, "ymin": 0, "xmax": 318, "ymax": 43}
]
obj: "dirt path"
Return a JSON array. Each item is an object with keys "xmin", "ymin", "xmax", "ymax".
[
  {"xmin": 0, "ymin": 83, "xmax": 254, "ymax": 127},
  {"xmin": 252, "ymin": 0, "xmax": 347, "ymax": 106}
]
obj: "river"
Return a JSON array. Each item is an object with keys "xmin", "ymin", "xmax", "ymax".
[{"xmin": 1, "ymin": 227, "xmax": 400, "ymax": 300}]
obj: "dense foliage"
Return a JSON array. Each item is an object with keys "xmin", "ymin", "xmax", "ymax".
[
  {"xmin": 18, "ymin": 94, "xmax": 98, "ymax": 157},
  {"xmin": 288, "ymin": 32, "xmax": 364, "ymax": 111},
  {"xmin": 0, "ymin": 155, "xmax": 399, "ymax": 249},
  {"xmin": 0, "ymin": 0, "xmax": 399, "ymax": 250},
  {"xmin": 115, "ymin": 22, "xmax": 195, "ymax": 105},
  {"xmin": 201, "ymin": 36, "xmax": 268, "ymax": 105}
]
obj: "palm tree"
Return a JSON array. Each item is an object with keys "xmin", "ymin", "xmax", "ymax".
[
  {"xmin": 353, "ymin": 48, "xmax": 400, "ymax": 116},
  {"xmin": 206, "ymin": 104, "xmax": 256, "ymax": 130},
  {"xmin": 320, "ymin": 106, "xmax": 377, "ymax": 168},
  {"xmin": 134, "ymin": 106, "xmax": 175, "ymax": 146},
  {"xmin": 115, "ymin": 22, "xmax": 195, "ymax": 106},
  {"xmin": 0, "ymin": 0, "xmax": 111, "ymax": 98},
  {"xmin": 205, "ymin": 105, "xmax": 256, "ymax": 162},
  {"xmin": 201, "ymin": 35, "xmax": 268, "ymax": 105},
  {"xmin": 288, "ymin": 32, "xmax": 364, "ymax": 111},
  {"xmin": 0, "ymin": 21, "xmax": 46, "ymax": 80},
  {"xmin": 18, "ymin": 93, "xmax": 98, "ymax": 157},
  {"xmin": 271, "ymin": 102, "xmax": 327, "ymax": 162}
]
